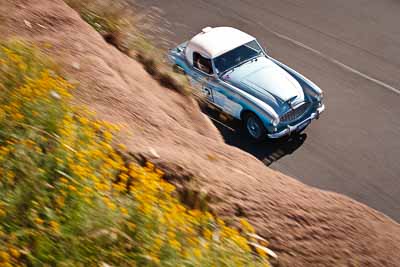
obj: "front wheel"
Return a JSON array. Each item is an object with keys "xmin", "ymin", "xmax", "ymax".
[{"xmin": 243, "ymin": 113, "xmax": 267, "ymax": 141}]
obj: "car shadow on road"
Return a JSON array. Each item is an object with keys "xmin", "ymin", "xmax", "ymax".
[
  {"xmin": 224, "ymin": 129, "xmax": 307, "ymax": 166},
  {"xmin": 204, "ymin": 107, "xmax": 307, "ymax": 166}
]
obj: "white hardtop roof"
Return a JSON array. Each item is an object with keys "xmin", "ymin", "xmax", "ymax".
[{"xmin": 186, "ymin": 27, "xmax": 255, "ymax": 59}]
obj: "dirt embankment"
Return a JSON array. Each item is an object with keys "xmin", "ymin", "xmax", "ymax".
[{"xmin": 2, "ymin": 0, "xmax": 400, "ymax": 266}]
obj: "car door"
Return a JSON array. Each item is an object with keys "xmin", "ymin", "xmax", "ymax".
[
  {"xmin": 209, "ymin": 81, "xmax": 243, "ymax": 119},
  {"xmin": 188, "ymin": 52, "xmax": 243, "ymax": 118}
]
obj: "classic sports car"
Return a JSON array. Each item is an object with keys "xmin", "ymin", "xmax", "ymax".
[{"xmin": 168, "ymin": 27, "xmax": 325, "ymax": 140}]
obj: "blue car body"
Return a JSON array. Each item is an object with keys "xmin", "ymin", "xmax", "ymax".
[{"xmin": 168, "ymin": 27, "xmax": 325, "ymax": 139}]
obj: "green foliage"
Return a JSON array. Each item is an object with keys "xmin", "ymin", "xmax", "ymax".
[{"xmin": 0, "ymin": 41, "xmax": 270, "ymax": 266}]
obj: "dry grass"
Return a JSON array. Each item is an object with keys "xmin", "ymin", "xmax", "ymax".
[
  {"xmin": 66, "ymin": 0, "xmax": 135, "ymax": 52},
  {"xmin": 66, "ymin": 0, "xmax": 194, "ymax": 97},
  {"xmin": 135, "ymin": 49, "xmax": 191, "ymax": 96}
]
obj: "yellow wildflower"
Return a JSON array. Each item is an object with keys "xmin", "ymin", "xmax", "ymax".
[
  {"xmin": 169, "ymin": 239, "xmax": 181, "ymax": 251},
  {"xmin": 149, "ymin": 256, "xmax": 160, "ymax": 264},
  {"xmin": 12, "ymin": 112, "xmax": 24, "ymax": 120},
  {"xmin": 25, "ymin": 139, "xmax": 35, "ymax": 147},
  {"xmin": 256, "ymin": 247, "xmax": 267, "ymax": 258},
  {"xmin": 9, "ymin": 247, "xmax": 20, "ymax": 258},
  {"xmin": 127, "ymin": 222, "xmax": 136, "ymax": 231},
  {"xmin": 55, "ymin": 196, "xmax": 65, "ymax": 207},
  {"xmin": 155, "ymin": 168, "xmax": 164, "ymax": 177},
  {"xmin": 203, "ymin": 229, "xmax": 212, "ymax": 240},
  {"xmin": 0, "ymin": 251, "xmax": 10, "ymax": 262},
  {"xmin": 49, "ymin": 220, "xmax": 60, "ymax": 232},
  {"xmin": 120, "ymin": 207, "xmax": 129, "ymax": 216},
  {"xmin": 67, "ymin": 185, "xmax": 77, "ymax": 192},
  {"xmin": 103, "ymin": 131, "xmax": 113, "ymax": 141},
  {"xmin": 79, "ymin": 116, "xmax": 89, "ymax": 125},
  {"xmin": 193, "ymin": 248, "xmax": 202, "ymax": 258},
  {"xmin": 34, "ymin": 217, "xmax": 44, "ymax": 225},
  {"xmin": 103, "ymin": 197, "xmax": 116, "ymax": 210},
  {"xmin": 119, "ymin": 172, "xmax": 129, "ymax": 182},
  {"xmin": 6, "ymin": 171, "xmax": 15, "ymax": 184},
  {"xmin": 145, "ymin": 161, "xmax": 154, "ymax": 170},
  {"xmin": 117, "ymin": 143, "xmax": 127, "ymax": 151},
  {"xmin": 240, "ymin": 218, "xmax": 255, "ymax": 233}
]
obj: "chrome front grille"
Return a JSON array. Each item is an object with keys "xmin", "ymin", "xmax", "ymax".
[{"xmin": 280, "ymin": 102, "xmax": 310, "ymax": 123}]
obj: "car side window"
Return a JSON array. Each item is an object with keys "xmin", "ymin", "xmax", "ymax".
[{"xmin": 193, "ymin": 52, "xmax": 213, "ymax": 75}]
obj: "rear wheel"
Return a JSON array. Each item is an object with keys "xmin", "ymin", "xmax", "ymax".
[{"xmin": 243, "ymin": 112, "xmax": 267, "ymax": 141}]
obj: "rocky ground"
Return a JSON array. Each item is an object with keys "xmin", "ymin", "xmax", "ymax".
[{"xmin": 1, "ymin": 0, "xmax": 400, "ymax": 266}]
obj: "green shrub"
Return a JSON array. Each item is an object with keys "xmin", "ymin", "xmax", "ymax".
[{"xmin": 0, "ymin": 41, "xmax": 270, "ymax": 266}]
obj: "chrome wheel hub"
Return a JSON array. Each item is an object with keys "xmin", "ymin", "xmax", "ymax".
[{"xmin": 246, "ymin": 116, "xmax": 261, "ymax": 139}]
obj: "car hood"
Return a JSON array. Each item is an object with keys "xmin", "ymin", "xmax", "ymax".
[{"xmin": 221, "ymin": 57, "xmax": 304, "ymax": 110}]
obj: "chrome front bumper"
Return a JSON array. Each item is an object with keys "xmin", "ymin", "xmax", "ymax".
[{"xmin": 267, "ymin": 104, "xmax": 325, "ymax": 139}]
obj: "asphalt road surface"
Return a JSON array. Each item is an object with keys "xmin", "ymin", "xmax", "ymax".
[{"xmin": 133, "ymin": 0, "xmax": 400, "ymax": 221}]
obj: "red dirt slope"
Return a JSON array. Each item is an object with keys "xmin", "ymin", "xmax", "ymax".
[{"xmin": 1, "ymin": 0, "xmax": 400, "ymax": 266}]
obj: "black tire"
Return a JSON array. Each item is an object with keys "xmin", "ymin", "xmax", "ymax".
[{"xmin": 243, "ymin": 112, "xmax": 267, "ymax": 142}]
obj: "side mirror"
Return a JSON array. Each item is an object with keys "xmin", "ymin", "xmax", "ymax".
[{"xmin": 263, "ymin": 47, "xmax": 269, "ymax": 55}]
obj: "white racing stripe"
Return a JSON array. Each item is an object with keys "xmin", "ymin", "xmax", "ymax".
[{"xmin": 269, "ymin": 30, "xmax": 400, "ymax": 96}]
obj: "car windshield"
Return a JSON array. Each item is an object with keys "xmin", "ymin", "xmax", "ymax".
[{"xmin": 213, "ymin": 40, "xmax": 262, "ymax": 74}]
